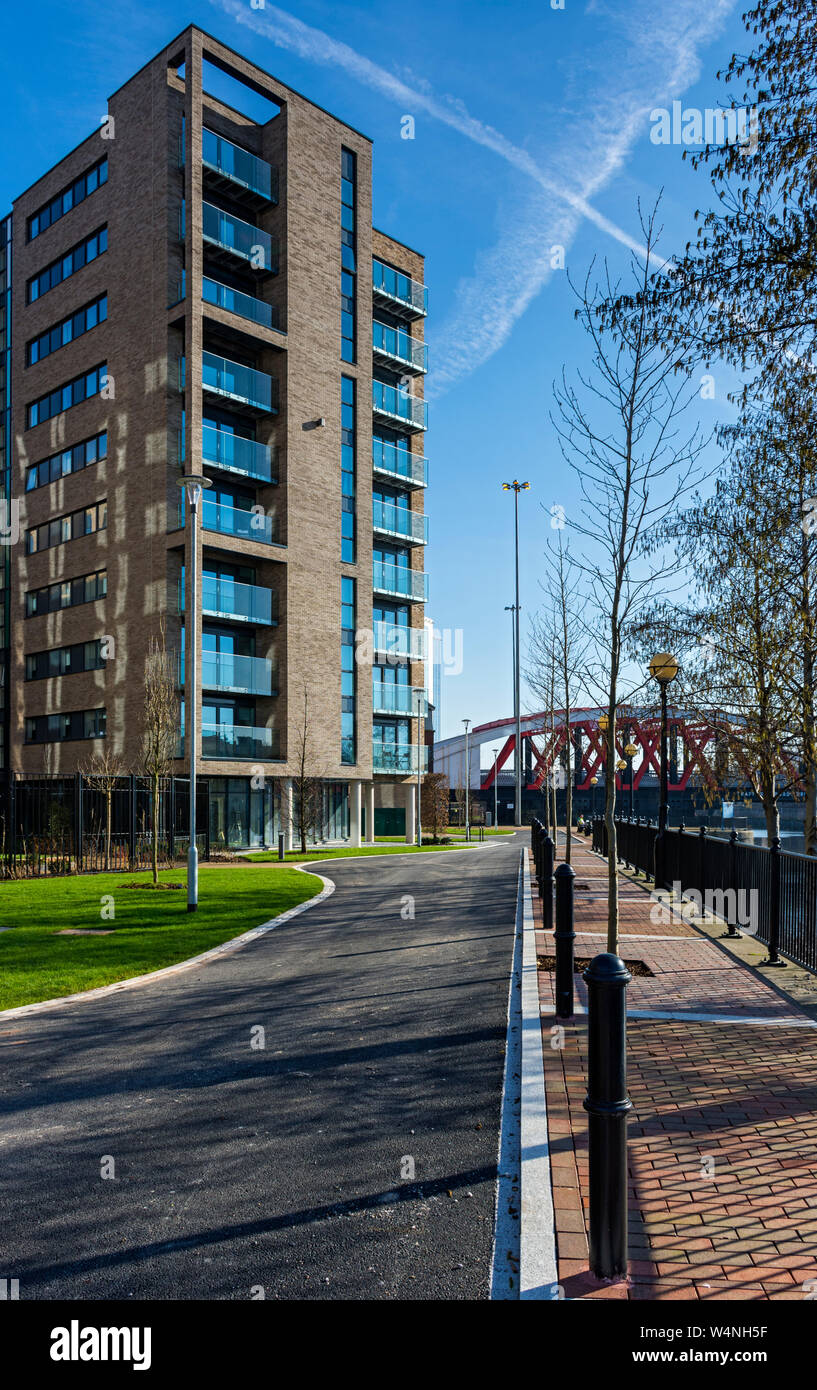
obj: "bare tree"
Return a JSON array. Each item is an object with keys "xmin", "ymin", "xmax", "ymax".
[
  {"xmin": 141, "ymin": 620, "xmax": 179, "ymax": 885},
  {"xmin": 290, "ymin": 685, "xmax": 325, "ymax": 853},
  {"xmin": 554, "ymin": 201, "xmax": 709, "ymax": 952},
  {"xmin": 82, "ymin": 746, "xmax": 126, "ymax": 871},
  {"xmin": 421, "ymin": 772, "xmax": 450, "ymax": 843}
]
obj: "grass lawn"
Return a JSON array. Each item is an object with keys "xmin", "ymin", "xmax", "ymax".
[
  {"xmin": 0, "ymin": 864, "xmax": 321, "ymax": 1012},
  {"xmin": 245, "ymin": 842, "xmax": 480, "ymax": 864}
]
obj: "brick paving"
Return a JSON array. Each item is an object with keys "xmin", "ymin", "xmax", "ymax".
[{"xmin": 534, "ymin": 834, "xmax": 817, "ymax": 1300}]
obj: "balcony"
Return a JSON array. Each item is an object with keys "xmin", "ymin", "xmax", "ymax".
[
  {"xmin": 202, "ymin": 350, "xmax": 276, "ymax": 414},
  {"xmin": 372, "ymin": 438, "xmax": 427, "ymax": 489},
  {"xmin": 372, "ymin": 380, "xmax": 427, "ymax": 432},
  {"xmin": 179, "ymin": 651, "xmax": 275, "ymax": 697},
  {"xmin": 372, "ymin": 258, "xmax": 427, "ymax": 319},
  {"xmin": 372, "ymin": 320, "xmax": 427, "ymax": 374},
  {"xmin": 202, "ymin": 425, "xmax": 273, "ymax": 483},
  {"xmin": 202, "ymin": 202, "xmax": 277, "ymax": 274},
  {"xmin": 373, "ymin": 743, "xmax": 429, "ymax": 774},
  {"xmin": 373, "ymin": 499, "xmax": 428, "ymax": 545},
  {"xmin": 372, "ymin": 561, "xmax": 428, "ymax": 602},
  {"xmin": 202, "ymin": 127, "xmax": 277, "ymax": 205},
  {"xmin": 202, "ymin": 722, "xmax": 280, "ymax": 761},
  {"xmin": 373, "ymin": 621, "xmax": 427, "ymax": 662},
  {"xmin": 372, "ymin": 683, "xmax": 428, "ymax": 716},
  {"xmin": 203, "ymin": 276, "xmax": 277, "ymax": 331},
  {"xmin": 205, "ymin": 499, "xmax": 277, "ymax": 546},
  {"xmin": 179, "ymin": 576, "xmax": 276, "ymax": 625}
]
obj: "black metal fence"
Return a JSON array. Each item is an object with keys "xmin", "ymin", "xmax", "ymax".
[
  {"xmin": 590, "ymin": 816, "xmax": 817, "ymax": 974},
  {"xmin": 0, "ymin": 773, "xmax": 210, "ymax": 879}
]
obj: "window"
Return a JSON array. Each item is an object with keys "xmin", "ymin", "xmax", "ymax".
[
  {"xmin": 26, "ymin": 499, "xmax": 106, "ymax": 554},
  {"xmin": 27, "ymin": 294, "xmax": 107, "ymax": 366},
  {"xmin": 27, "ymin": 158, "xmax": 108, "ymax": 241},
  {"xmin": 27, "ymin": 362, "xmax": 107, "ymax": 428},
  {"xmin": 341, "ymin": 575, "xmax": 356, "ymax": 764},
  {"xmin": 26, "ymin": 430, "xmax": 107, "ymax": 492},
  {"xmin": 25, "ymin": 569, "xmax": 106, "ymax": 617},
  {"xmin": 341, "ymin": 148, "xmax": 356, "ymax": 362},
  {"xmin": 25, "ymin": 707, "xmax": 106, "ymax": 743},
  {"xmin": 341, "ymin": 375, "xmax": 356, "ymax": 563},
  {"xmin": 27, "ymin": 227, "xmax": 107, "ymax": 303},
  {"xmin": 26, "ymin": 639, "xmax": 105, "ymax": 681}
]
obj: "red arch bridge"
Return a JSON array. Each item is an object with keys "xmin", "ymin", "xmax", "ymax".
[{"xmin": 432, "ymin": 707, "xmax": 783, "ymax": 794}]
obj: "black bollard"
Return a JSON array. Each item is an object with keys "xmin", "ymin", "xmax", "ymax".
[
  {"xmin": 554, "ymin": 862, "xmax": 576, "ymax": 1018},
  {"xmin": 762, "ymin": 836, "xmax": 787, "ymax": 967},
  {"xmin": 542, "ymin": 831, "xmax": 555, "ymax": 931},
  {"xmin": 583, "ymin": 953, "xmax": 632, "ymax": 1281},
  {"xmin": 723, "ymin": 829, "xmax": 741, "ymax": 938},
  {"xmin": 278, "ymin": 833, "xmax": 285, "ymax": 861}
]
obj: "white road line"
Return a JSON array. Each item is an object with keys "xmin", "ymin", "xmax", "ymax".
[
  {"xmin": 517, "ymin": 851, "xmax": 559, "ymax": 1300},
  {"xmin": 626, "ymin": 1007, "xmax": 817, "ymax": 1028}
]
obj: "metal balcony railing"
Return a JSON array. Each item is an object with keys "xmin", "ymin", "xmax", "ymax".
[
  {"xmin": 372, "ymin": 258, "xmax": 427, "ymax": 318},
  {"xmin": 372, "ymin": 380, "xmax": 427, "ymax": 431},
  {"xmin": 202, "ymin": 499, "xmax": 277, "ymax": 546},
  {"xmin": 179, "ymin": 651, "xmax": 275, "ymax": 697},
  {"xmin": 373, "ymin": 500, "xmax": 428, "ymax": 544},
  {"xmin": 202, "ymin": 202, "xmax": 277, "ymax": 272},
  {"xmin": 202, "ymin": 350, "xmax": 275, "ymax": 412},
  {"xmin": 372, "ymin": 438, "xmax": 428, "ymax": 488},
  {"xmin": 179, "ymin": 576, "xmax": 275, "ymax": 625},
  {"xmin": 372, "ymin": 683, "xmax": 428, "ymax": 716},
  {"xmin": 372, "ymin": 320, "xmax": 427, "ymax": 373},
  {"xmin": 202, "ymin": 128, "xmax": 276, "ymax": 202},
  {"xmin": 373, "ymin": 743, "xmax": 429, "ymax": 773},
  {"xmin": 201, "ymin": 425, "xmax": 273, "ymax": 483},
  {"xmin": 372, "ymin": 621, "xmax": 427, "ymax": 661},
  {"xmin": 203, "ymin": 276, "xmax": 275, "ymax": 330},
  {"xmin": 372, "ymin": 561, "xmax": 428, "ymax": 602}
]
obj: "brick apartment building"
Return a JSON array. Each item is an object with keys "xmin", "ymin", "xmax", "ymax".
[{"xmin": 0, "ymin": 25, "xmax": 429, "ymax": 850}]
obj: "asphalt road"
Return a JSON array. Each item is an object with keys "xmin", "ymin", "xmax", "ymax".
[{"xmin": 0, "ymin": 837, "xmax": 521, "ymax": 1301}]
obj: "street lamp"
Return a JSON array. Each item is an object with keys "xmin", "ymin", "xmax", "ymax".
[
  {"xmin": 415, "ymin": 686, "xmax": 425, "ymax": 846},
  {"xmin": 462, "ymin": 718, "xmax": 471, "ymax": 842},
  {"xmin": 590, "ymin": 775, "xmax": 599, "ymax": 819},
  {"xmin": 649, "ymin": 652, "xmax": 679, "ymax": 887},
  {"xmin": 502, "ymin": 480, "xmax": 530, "ymax": 825},
  {"xmin": 624, "ymin": 742, "xmax": 638, "ymax": 817},
  {"xmin": 177, "ymin": 472, "xmax": 212, "ymax": 912},
  {"xmin": 492, "ymin": 746, "xmax": 499, "ymax": 829}
]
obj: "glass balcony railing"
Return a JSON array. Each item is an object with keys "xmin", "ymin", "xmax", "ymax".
[
  {"xmin": 372, "ymin": 621, "xmax": 427, "ymax": 661},
  {"xmin": 202, "ymin": 425, "xmax": 273, "ymax": 483},
  {"xmin": 372, "ymin": 438, "xmax": 428, "ymax": 488},
  {"xmin": 372, "ymin": 561, "xmax": 428, "ymax": 602},
  {"xmin": 373, "ymin": 500, "xmax": 428, "ymax": 544},
  {"xmin": 372, "ymin": 258, "xmax": 427, "ymax": 317},
  {"xmin": 372, "ymin": 684, "xmax": 428, "ymax": 716},
  {"xmin": 372, "ymin": 320, "xmax": 427, "ymax": 373},
  {"xmin": 373, "ymin": 743, "xmax": 429, "ymax": 774},
  {"xmin": 203, "ymin": 276, "xmax": 275, "ymax": 329},
  {"xmin": 202, "ymin": 202, "xmax": 276, "ymax": 272},
  {"xmin": 201, "ymin": 722, "xmax": 280, "ymax": 761},
  {"xmin": 202, "ymin": 127, "xmax": 276, "ymax": 202},
  {"xmin": 202, "ymin": 498, "xmax": 277, "ymax": 546},
  {"xmin": 372, "ymin": 380, "xmax": 427, "ymax": 431},
  {"xmin": 178, "ymin": 576, "xmax": 275, "ymax": 625},
  {"xmin": 179, "ymin": 651, "xmax": 274, "ymax": 696},
  {"xmin": 202, "ymin": 350, "xmax": 275, "ymax": 412}
]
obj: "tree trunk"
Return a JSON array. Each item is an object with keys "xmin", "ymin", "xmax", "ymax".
[
  {"xmin": 152, "ymin": 773, "xmax": 159, "ymax": 886},
  {"xmin": 605, "ymin": 733, "xmax": 619, "ymax": 955},
  {"xmin": 105, "ymin": 788, "xmax": 112, "ymax": 872},
  {"xmin": 564, "ymin": 721, "xmax": 573, "ymax": 864}
]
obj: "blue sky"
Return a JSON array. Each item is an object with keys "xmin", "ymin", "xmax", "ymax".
[{"xmin": 0, "ymin": 0, "xmax": 750, "ymax": 750}]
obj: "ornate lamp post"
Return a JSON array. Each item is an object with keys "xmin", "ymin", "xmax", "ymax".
[
  {"xmin": 649, "ymin": 652, "xmax": 679, "ymax": 888},
  {"xmin": 177, "ymin": 472, "xmax": 212, "ymax": 912},
  {"xmin": 590, "ymin": 775, "xmax": 599, "ymax": 819},
  {"xmin": 624, "ymin": 742, "xmax": 638, "ymax": 817},
  {"xmin": 492, "ymin": 746, "xmax": 499, "ymax": 829}
]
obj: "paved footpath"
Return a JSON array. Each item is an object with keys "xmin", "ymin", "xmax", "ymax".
[
  {"xmin": 0, "ymin": 841, "xmax": 519, "ymax": 1300},
  {"xmin": 534, "ymin": 834, "xmax": 817, "ymax": 1301}
]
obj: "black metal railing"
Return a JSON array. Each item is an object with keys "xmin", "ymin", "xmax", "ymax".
[{"xmin": 590, "ymin": 815, "xmax": 817, "ymax": 974}]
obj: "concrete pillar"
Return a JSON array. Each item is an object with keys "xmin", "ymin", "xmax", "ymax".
[
  {"xmin": 365, "ymin": 782, "xmax": 376, "ymax": 844},
  {"xmin": 350, "ymin": 781, "xmax": 362, "ymax": 848},
  {"xmin": 283, "ymin": 778, "xmax": 293, "ymax": 852},
  {"xmin": 404, "ymin": 782, "xmax": 416, "ymax": 844}
]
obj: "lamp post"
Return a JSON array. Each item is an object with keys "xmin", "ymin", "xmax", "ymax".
[
  {"xmin": 492, "ymin": 746, "xmax": 499, "ymax": 829},
  {"xmin": 415, "ymin": 687, "xmax": 424, "ymax": 846},
  {"xmin": 462, "ymin": 718, "xmax": 471, "ymax": 842},
  {"xmin": 177, "ymin": 472, "xmax": 212, "ymax": 912},
  {"xmin": 502, "ymin": 480, "xmax": 530, "ymax": 825},
  {"xmin": 649, "ymin": 652, "xmax": 679, "ymax": 889},
  {"xmin": 590, "ymin": 775, "xmax": 598, "ymax": 819},
  {"xmin": 624, "ymin": 742, "xmax": 638, "ymax": 817}
]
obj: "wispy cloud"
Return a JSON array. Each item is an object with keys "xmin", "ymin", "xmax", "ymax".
[{"xmin": 215, "ymin": 0, "xmax": 736, "ymax": 394}]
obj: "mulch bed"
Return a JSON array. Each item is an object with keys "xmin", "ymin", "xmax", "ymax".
[{"xmin": 537, "ymin": 954, "xmax": 654, "ymax": 977}]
